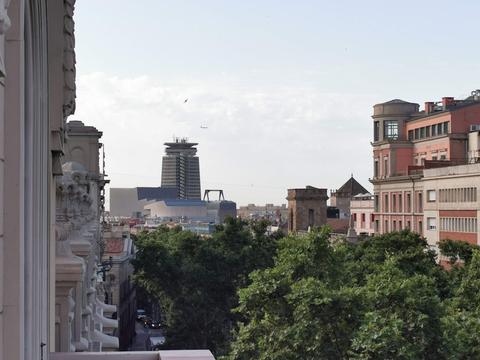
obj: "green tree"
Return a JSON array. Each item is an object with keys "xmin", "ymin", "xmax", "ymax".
[
  {"xmin": 132, "ymin": 218, "xmax": 278, "ymax": 356},
  {"xmin": 439, "ymin": 239, "xmax": 480, "ymax": 264},
  {"xmin": 228, "ymin": 227, "xmax": 362, "ymax": 360},
  {"xmin": 227, "ymin": 229, "xmax": 449, "ymax": 360},
  {"xmin": 350, "ymin": 258, "xmax": 443, "ymax": 359},
  {"xmin": 440, "ymin": 251, "xmax": 480, "ymax": 359}
]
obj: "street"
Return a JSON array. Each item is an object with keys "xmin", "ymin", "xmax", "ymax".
[{"xmin": 128, "ymin": 320, "xmax": 165, "ymax": 351}]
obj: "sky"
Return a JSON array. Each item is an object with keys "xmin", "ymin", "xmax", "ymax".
[{"xmin": 73, "ymin": 0, "xmax": 480, "ymax": 207}]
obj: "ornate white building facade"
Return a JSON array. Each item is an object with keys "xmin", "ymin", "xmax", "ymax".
[
  {"xmin": 56, "ymin": 119, "xmax": 118, "ymax": 352},
  {"xmin": 0, "ymin": 1, "xmax": 214, "ymax": 359},
  {"xmin": 0, "ymin": 0, "xmax": 119, "ymax": 357}
]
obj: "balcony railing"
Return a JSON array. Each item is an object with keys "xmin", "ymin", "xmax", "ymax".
[
  {"xmin": 50, "ymin": 350, "xmax": 215, "ymax": 360},
  {"xmin": 371, "ymin": 159, "xmax": 475, "ymax": 181}
]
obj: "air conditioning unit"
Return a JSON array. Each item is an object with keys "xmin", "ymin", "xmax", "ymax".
[{"xmin": 469, "ymin": 124, "xmax": 480, "ymax": 132}]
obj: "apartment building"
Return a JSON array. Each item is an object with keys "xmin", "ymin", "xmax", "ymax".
[
  {"xmin": 370, "ymin": 91, "xmax": 480, "ymax": 247},
  {"xmin": 350, "ymin": 193, "xmax": 375, "ymax": 236},
  {"xmin": 422, "ymin": 164, "xmax": 480, "ymax": 251}
]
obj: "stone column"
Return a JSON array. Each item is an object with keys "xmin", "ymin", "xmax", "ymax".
[{"xmin": 55, "ymin": 256, "xmax": 83, "ymax": 352}]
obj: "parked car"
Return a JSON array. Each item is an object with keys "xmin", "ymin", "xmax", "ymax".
[
  {"xmin": 136, "ymin": 309, "xmax": 147, "ymax": 321},
  {"xmin": 149, "ymin": 320, "xmax": 162, "ymax": 329},
  {"xmin": 146, "ymin": 335, "xmax": 165, "ymax": 351},
  {"xmin": 143, "ymin": 317, "xmax": 152, "ymax": 328}
]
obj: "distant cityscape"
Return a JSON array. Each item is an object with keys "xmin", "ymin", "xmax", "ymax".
[
  {"xmin": 58, "ymin": 89, "xmax": 480, "ymax": 352},
  {"xmin": 4, "ymin": 2, "xmax": 480, "ymax": 359},
  {"xmin": 108, "ymin": 90, "xmax": 480, "ymax": 254}
]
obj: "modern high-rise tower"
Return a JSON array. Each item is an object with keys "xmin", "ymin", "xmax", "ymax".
[{"xmin": 161, "ymin": 138, "xmax": 201, "ymax": 199}]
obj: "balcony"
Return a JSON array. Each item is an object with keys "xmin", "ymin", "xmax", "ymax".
[
  {"xmin": 50, "ymin": 350, "xmax": 215, "ymax": 360},
  {"xmin": 370, "ymin": 159, "xmax": 473, "ymax": 184}
]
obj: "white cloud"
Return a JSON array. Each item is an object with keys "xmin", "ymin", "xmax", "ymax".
[{"xmin": 75, "ymin": 72, "xmax": 377, "ymax": 206}]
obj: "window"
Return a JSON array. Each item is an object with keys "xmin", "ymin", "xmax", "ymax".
[
  {"xmin": 407, "ymin": 220, "xmax": 411, "ymax": 229},
  {"xmin": 384, "ymin": 194, "xmax": 389, "ymax": 213},
  {"xmin": 361, "ymin": 213, "xmax": 366, "ymax": 222},
  {"xmin": 384, "ymin": 121, "xmax": 399, "ymax": 139},
  {"xmin": 308, "ymin": 209, "xmax": 314, "ymax": 227},
  {"xmin": 432, "ymin": 155, "xmax": 437, "ymax": 160},
  {"xmin": 439, "ymin": 187, "xmax": 477, "ymax": 203},
  {"xmin": 425, "ymin": 126, "xmax": 430, "ymax": 137},
  {"xmin": 399, "ymin": 220, "xmax": 402, "ymax": 229},
  {"xmin": 374, "ymin": 194, "xmax": 379, "ymax": 212},
  {"xmin": 437, "ymin": 123, "xmax": 443, "ymax": 135},
  {"xmin": 431, "ymin": 125, "xmax": 437, "ymax": 136},
  {"xmin": 393, "ymin": 220, "xmax": 397, "ymax": 230},
  {"xmin": 427, "ymin": 217, "xmax": 436, "ymax": 230},
  {"xmin": 374, "ymin": 121, "xmax": 380, "ymax": 142},
  {"xmin": 406, "ymin": 193, "xmax": 411, "ymax": 212},
  {"xmin": 374, "ymin": 159, "xmax": 379, "ymax": 178},
  {"xmin": 427, "ymin": 190, "xmax": 436, "ymax": 202},
  {"xmin": 420, "ymin": 127, "xmax": 426, "ymax": 139},
  {"xmin": 440, "ymin": 154, "xmax": 446, "ymax": 160},
  {"xmin": 375, "ymin": 220, "xmax": 379, "ymax": 233},
  {"xmin": 392, "ymin": 194, "xmax": 397, "ymax": 212},
  {"xmin": 408, "ymin": 130, "xmax": 413, "ymax": 141},
  {"xmin": 414, "ymin": 128, "xmax": 420, "ymax": 139},
  {"xmin": 384, "ymin": 157, "xmax": 389, "ymax": 176},
  {"xmin": 443, "ymin": 122, "xmax": 449, "ymax": 134},
  {"xmin": 419, "ymin": 220, "xmax": 423, "ymax": 234},
  {"xmin": 384, "ymin": 220, "xmax": 389, "ymax": 232},
  {"xmin": 398, "ymin": 194, "xmax": 403, "ymax": 212},
  {"xmin": 440, "ymin": 217, "xmax": 478, "ymax": 233},
  {"xmin": 418, "ymin": 192, "xmax": 423, "ymax": 212}
]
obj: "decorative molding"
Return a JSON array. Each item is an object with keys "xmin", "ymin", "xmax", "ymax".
[
  {"xmin": 63, "ymin": 0, "xmax": 76, "ymax": 119},
  {"xmin": 0, "ymin": 0, "xmax": 11, "ymax": 81},
  {"xmin": 0, "ymin": 0, "xmax": 10, "ymax": 34}
]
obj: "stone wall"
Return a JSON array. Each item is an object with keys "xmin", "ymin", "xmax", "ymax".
[{"xmin": 287, "ymin": 186, "xmax": 328, "ymax": 232}]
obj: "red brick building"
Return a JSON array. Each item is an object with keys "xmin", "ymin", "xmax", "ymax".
[{"xmin": 371, "ymin": 91, "xmax": 480, "ymax": 246}]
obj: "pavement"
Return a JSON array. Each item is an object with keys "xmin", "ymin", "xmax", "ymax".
[{"xmin": 129, "ymin": 320, "xmax": 165, "ymax": 351}]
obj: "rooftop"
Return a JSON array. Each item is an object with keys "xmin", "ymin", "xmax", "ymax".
[{"xmin": 332, "ymin": 176, "xmax": 369, "ymax": 196}]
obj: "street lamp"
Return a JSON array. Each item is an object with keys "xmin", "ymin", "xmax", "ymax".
[{"xmin": 97, "ymin": 256, "xmax": 113, "ymax": 281}]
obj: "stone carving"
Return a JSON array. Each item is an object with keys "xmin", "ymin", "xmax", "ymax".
[
  {"xmin": 56, "ymin": 162, "xmax": 93, "ymax": 257},
  {"xmin": 55, "ymin": 160, "xmax": 118, "ymax": 351},
  {"xmin": 63, "ymin": 0, "xmax": 76, "ymax": 119},
  {"xmin": 0, "ymin": 0, "xmax": 11, "ymax": 34},
  {"xmin": 0, "ymin": 0, "xmax": 11, "ymax": 80}
]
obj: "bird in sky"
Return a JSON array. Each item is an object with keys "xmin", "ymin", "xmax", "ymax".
[{"xmin": 184, "ymin": 98, "xmax": 188, "ymax": 103}]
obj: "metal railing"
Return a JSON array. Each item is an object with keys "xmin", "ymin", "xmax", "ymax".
[{"xmin": 50, "ymin": 350, "xmax": 215, "ymax": 360}]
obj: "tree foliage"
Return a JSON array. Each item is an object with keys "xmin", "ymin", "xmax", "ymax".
[
  {"xmin": 132, "ymin": 218, "xmax": 279, "ymax": 355},
  {"xmin": 227, "ymin": 229, "xmax": 480, "ymax": 360},
  {"xmin": 439, "ymin": 239, "xmax": 480, "ymax": 264},
  {"xmin": 133, "ymin": 222, "xmax": 480, "ymax": 359}
]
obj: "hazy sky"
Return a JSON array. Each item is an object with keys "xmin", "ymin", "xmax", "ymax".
[{"xmin": 74, "ymin": 0, "xmax": 480, "ymax": 207}]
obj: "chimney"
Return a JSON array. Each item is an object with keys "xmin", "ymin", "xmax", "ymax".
[
  {"xmin": 442, "ymin": 97, "xmax": 454, "ymax": 110},
  {"xmin": 472, "ymin": 89, "xmax": 480, "ymax": 101},
  {"xmin": 425, "ymin": 102, "xmax": 435, "ymax": 114}
]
